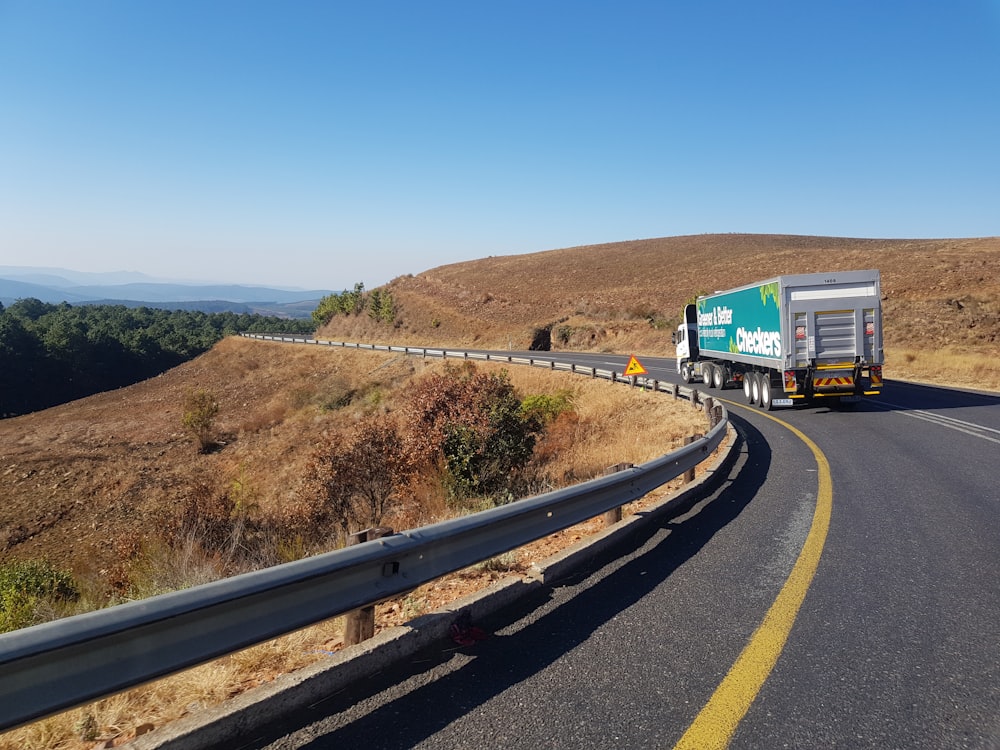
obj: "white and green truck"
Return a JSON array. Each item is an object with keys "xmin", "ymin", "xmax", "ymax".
[{"xmin": 672, "ymin": 270, "xmax": 884, "ymax": 409}]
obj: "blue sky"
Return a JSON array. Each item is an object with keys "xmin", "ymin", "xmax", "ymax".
[{"xmin": 2, "ymin": 1, "xmax": 998, "ymax": 290}]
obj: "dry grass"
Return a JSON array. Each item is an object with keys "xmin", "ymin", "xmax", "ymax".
[
  {"xmin": 886, "ymin": 346, "xmax": 1000, "ymax": 392},
  {"xmin": 0, "ymin": 350, "xmax": 711, "ymax": 750}
]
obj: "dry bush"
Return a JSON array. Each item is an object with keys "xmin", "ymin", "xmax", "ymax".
[
  {"xmin": 302, "ymin": 415, "xmax": 418, "ymax": 543},
  {"xmin": 181, "ymin": 389, "xmax": 219, "ymax": 453}
]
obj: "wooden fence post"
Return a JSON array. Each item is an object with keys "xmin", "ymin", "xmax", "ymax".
[
  {"xmin": 343, "ymin": 526, "xmax": 394, "ymax": 646},
  {"xmin": 683, "ymin": 435, "xmax": 701, "ymax": 483},
  {"xmin": 601, "ymin": 463, "xmax": 634, "ymax": 526}
]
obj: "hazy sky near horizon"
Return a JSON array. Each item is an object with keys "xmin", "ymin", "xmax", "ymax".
[{"xmin": 2, "ymin": 2, "xmax": 999, "ymax": 290}]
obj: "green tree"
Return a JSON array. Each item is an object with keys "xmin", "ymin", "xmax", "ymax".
[
  {"xmin": 0, "ymin": 301, "xmax": 313, "ymax": 417},
  {"xmin": 368, "ymin": 288, "xmax": 396, "ymax": 324},
  {"xmin": 311, "ymin": 282, "xmax": 369, "ymax": 326},
  {"xmin": 312, "ymin": 294, "xmax": 342, "ymax": 326}
]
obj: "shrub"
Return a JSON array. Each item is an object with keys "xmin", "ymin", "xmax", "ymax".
[
  {"xmin": 404, "ymin": 364, "xmax": 544, "ymax": 506},
  {"xmin": 304, "ymin": 416, "xmax": 417, "ymax": 542},
  {"xmin": 0, "ymin": 559, "xmax": 80, "ymax": 632},
  {"xmin": 182, "ymin": 389, "xmax": 219, "ymax": 453},
  {"xmin": 520, "ymin": 389, "xmax": 574, "ymax": 426}
]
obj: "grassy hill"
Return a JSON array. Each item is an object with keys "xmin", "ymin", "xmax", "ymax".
[{"xmin": 320, "ymin": 234, "xmax": 1000, "ymax": 389}]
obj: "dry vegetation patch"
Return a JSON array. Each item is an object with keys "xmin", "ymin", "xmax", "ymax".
[{"xmin": 1, "ymin": 338, "xmax": 710, "ymax": 749}]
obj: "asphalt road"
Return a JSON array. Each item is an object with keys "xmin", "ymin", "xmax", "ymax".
[{"xmin": 227, "ymin": 349, "xmax": 1000, "ymax": 749}]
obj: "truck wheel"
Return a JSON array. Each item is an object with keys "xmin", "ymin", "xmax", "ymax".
[
  {"xmin": 681, "ymin": 363, "xmax": 693, "ymax": 384},
  {"xmin": 750, "ymin": 372, "xmax": 761, "ymax": 405},
  {"xmin": 713, "ymin": 365, "xmax": 727, "ymax": 390},
  {"xmin": 702, "ymin": 364, "xmax": 714, "ymax": 388},
  {"xmin": 760, "ymin": 373, "xmax": 774, "ymax": 410},
  {"xmin": 744, "ymin": 372, "xmax": 755, "ymax": 404}
]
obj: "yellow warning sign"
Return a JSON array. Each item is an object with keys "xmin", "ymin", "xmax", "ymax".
[{"xmin": 624, "ymin": 355, "xmax": 647, "ymax": 376}]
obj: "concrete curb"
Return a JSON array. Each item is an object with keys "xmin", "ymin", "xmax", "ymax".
[{"xmin": 128, "ymin": 424, "xmax": 739, "ymax": 749}]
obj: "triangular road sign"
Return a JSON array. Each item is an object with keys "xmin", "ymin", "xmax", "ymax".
[{"xmin": 624, "ymin": 355, "xmax": 647, "ymax": 376}]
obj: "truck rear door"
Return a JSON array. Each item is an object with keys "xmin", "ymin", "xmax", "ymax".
[{"xmin": 792, "ymin": 307, "xmax": 880, "ymax": 367}]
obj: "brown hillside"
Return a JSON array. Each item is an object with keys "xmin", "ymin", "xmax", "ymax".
[
  {"xmin": 3, "ymin": 234, "xmax": 998, "ymax": 578},
  {"xmin": 0, "ymin": 341, "xmax": 420, "ymax": 575},
  {"xmin": 0, "ymin": 338, "xmax": 707, "ymax": 579},
  {"xmin": 322, "ymin": 234, "xmax": 1000, "ymax": 379}
]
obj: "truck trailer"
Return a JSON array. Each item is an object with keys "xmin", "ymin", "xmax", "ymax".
[{"xmin": 672, "ymin": 270, "xmax": 884, "ymax": 409}]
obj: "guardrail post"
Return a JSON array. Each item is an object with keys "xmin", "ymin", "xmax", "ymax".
[
  {"xmin": 691, "ymin": 388, "xmax": 699, "ymax": 408},
  {"xmin": 343, "ymin": 526, "xmax": 394, "ymax": 646},
  {"xmin": 591, "ymin": 367, "xmax": 596, "ymax": 378},
  {"xmin": 704, "ymin": 397, "xmax": 715, "ymax": 425},
  {"xmin": 672, "ymin": 383, "xmax": 679, "ymax": 399},
  {"xmin": 601, "ymin": 463, "xmax": 634, "ymax": 525},
  {"xmin": 683, "ymin": 436, "xmax": 701, "ymax": 483}
]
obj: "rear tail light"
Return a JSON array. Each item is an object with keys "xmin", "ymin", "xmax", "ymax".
[
  {"xmin": 870, "ymin": 365, "xmax": 883, "ymax": 387},
  {"xmin": 783, "ymin": 370, "xmax": 797, "ymax": 392}
]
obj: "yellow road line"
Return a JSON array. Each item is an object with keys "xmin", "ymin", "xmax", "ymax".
[{"xmin": 673, "ymin": 403, "xmax": 833, "ymax": 750}]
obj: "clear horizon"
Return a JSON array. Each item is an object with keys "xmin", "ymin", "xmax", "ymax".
[{"xmin": 2, "ymin": 2, "xmax": 998, "ymax": 290}]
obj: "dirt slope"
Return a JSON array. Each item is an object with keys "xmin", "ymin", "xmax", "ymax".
[{"xmin": 0, "ymin": 341, "xmax": 422, "ymax": 574}]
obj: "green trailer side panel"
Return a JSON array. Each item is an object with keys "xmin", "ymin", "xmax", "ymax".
[{"xmin": 696, "ymin": 282, "xmax": 782, "ymax": 362}]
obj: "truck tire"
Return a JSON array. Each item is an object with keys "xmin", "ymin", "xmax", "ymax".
[
  {"xmin": 702, "ymin": 363, "xmax": 714, "ymax": 388},
  {"xmin": 744, "ymin": 371, "xmax": 755, "ymax": 404},
  {"xmin": 750, "ymin": 372, "xmax": 761, "ymax": 405},
  {"xmin": 760, "ymin": 372, "xmax": 774, "ymax": 411},
  {"xmin": 713, "ymin": 365, "xmax": 727, "ymax": 390},
  {"xmin": 681, "ymin": 363, "xmax": 693, "ymax": 384}
]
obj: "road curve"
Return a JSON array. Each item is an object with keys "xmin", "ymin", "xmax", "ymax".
[{"xmin": 224, "ymin": 349, "xmax": 999, "ymax": 749}]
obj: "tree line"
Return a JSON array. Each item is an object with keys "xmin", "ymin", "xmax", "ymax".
[
  {"xmin": 311, "ymin": 282, "xmax": 396, "ymax": 326},
  {"xmin": 0, "ymin": 298, "xmax": 314, "ymax": 416}
]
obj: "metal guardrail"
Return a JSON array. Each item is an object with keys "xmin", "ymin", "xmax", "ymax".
[
  {"xmin": 0, "ymin": 337, "xmax": 728, "ymax": 732},
  {"xmin": 241, "ymin": 334, "xmax": 669, "ymax": 388}
]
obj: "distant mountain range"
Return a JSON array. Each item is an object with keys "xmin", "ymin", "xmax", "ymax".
[{"xmin": 0, "ymin": 266, "xmax": 334, "ymax": 319}]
